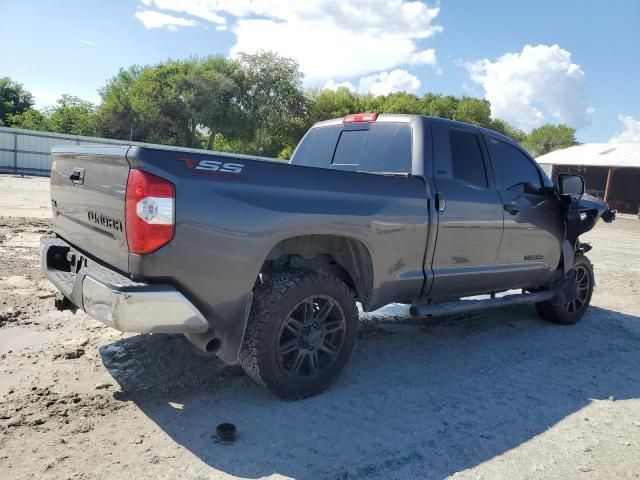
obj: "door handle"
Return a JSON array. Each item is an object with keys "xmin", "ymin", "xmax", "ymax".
[
  {"xmin": 435, "ymin": 192, "xmax": 446, "ymax": 212},
  {"xmin": 503, "ymin": 202, "xmax": 519, "ymax": 215},
  {"xmin": 69, "ymin": 168, "xmax": 84, "ymax": 185}
]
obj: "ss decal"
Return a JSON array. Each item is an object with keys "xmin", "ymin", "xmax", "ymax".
[{"xmin": 195, "ymin": 160, "xmax": 244, "ymax": 174}]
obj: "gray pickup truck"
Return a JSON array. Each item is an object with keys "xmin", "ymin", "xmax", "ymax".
[{"xmin": 42, "ymin": 113, "xmax": 615, "ymax": 398}]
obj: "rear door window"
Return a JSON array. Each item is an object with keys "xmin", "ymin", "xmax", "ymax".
[{"xmin": 449, "ymin": 130, "xmax": 488, "ymax": 188}]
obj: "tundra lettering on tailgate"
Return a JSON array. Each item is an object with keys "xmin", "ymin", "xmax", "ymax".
[{"xmin": 87, "ymin": 211, "xmax": 123, "ymax": 232}]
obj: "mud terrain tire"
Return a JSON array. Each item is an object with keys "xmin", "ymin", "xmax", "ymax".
[
  {"xmin": 239, "ymin": 270, "xmax": 358, "ymax": 399},
  {"xmin": 536, "ymin": 255, "xmax": 594, "ymax": 325}
]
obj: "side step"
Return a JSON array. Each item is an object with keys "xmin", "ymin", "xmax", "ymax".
[{"xmin": 410, "ymin": 290, "xmax": 555, "ymax": 318}]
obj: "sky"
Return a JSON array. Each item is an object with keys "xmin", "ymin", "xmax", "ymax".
[{"xmin": 1, "ymin": 0, "xmax": 639, "ymax": 143}]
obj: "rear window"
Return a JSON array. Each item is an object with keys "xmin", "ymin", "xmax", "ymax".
[
  {"xmin": 361, "ymin": 123, "xmax": 411, "ymax": 173},
  {"xmin": 290, "ymin": 125, "xmax": 342, "ymax": 168},
  {"xmin": 291, "ymin": 122, "xmax": 412, "ymax": 173},
  {"xmin": 333, "ymin": 130, "xmax": 367, "ymax": 166}
]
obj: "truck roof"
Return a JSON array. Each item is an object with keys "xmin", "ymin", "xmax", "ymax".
[{"xmin": 312, "ymin": 114, "xmax": 519, "ymax": 147}]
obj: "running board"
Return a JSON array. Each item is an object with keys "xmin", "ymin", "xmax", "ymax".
[{"xmin": 409, "ymin": 290, "xmax": 555, "ymax": 318}]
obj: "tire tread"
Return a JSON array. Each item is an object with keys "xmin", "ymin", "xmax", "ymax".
[{"xmin": 238, "ymin": 270, "xmax": 356, "ymax": 399}]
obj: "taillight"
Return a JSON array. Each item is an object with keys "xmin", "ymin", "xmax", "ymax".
[
  {"xmin": 342, "ymin": 112, "xmax": 378, "ymax": 123},
  {"xmin": 125, "ymin": 169, "xmax": 175, "ymax": 255}
]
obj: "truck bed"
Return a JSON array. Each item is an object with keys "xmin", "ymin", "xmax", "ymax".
[{"xmin": 48, "ymin": 144, "xmax": 430, "ymax": 362}]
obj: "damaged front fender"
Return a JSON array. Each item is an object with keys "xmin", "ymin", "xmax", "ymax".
[{"xmin": 563, "ymin": 193, "xmax": 616, "ymax": 246}]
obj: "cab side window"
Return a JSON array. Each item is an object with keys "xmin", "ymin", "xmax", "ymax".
[
  {"xmin": 487, "ymin": 137, "xmax": 543, "ymax": 193},
  {"xmin": 449, "ymin": 130, "xmax": 488, "ymax": 188}
]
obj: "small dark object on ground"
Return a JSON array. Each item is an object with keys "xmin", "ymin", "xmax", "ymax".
[
  {"xmin": 216, "ymin": 422, "xmax": 236, "ymax": 442},
  {"xmin": 62, "ymin": 348, "xmax": 85, "ymax": 360}
]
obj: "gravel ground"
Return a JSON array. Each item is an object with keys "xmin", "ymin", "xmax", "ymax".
[{"xmin": 0, "ymin": 174, "xmax": 639, "ymax": 480}]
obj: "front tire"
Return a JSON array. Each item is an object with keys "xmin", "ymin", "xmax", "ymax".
[
  {"xmin": 239, "ymin": 270, "xmax": 358, "ymax": 399},
  {"xmin": 535, "ymin": 254, "xmax": 594, "ymax": 325}
]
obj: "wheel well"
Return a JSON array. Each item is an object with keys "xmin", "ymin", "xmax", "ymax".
[{"xmin": 261, "ymin": 235, "xmax": 374, "ymax": 308}]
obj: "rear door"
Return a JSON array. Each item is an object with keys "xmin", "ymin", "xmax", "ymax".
[
  {"xmin": 50, "ymin": 146, "xmax": 131, "ymax": 272},
  {"xmin": 484, "ymin": 136, "xmax": 564, "ymax": 286},
  {"xmin": 428, "ymin": 124, "xmax": 504, "ymax": 298}
]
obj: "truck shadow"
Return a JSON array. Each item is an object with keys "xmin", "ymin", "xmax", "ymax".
[{"xmin": 100, "ymin": 305, "xmax": 640, "ymax": 479}]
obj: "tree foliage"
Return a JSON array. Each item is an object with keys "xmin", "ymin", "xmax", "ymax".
[
  {"xmin": 0, "ymin": 77, "xmax": 34, "ymax": 126},
  {"xmin": 8, "ymin": 94, "xmax": 97, "ymax": 136},
  {"xmin": 521, "ymin": 124, "xmax": 577, "ymax": 157},
  {"xmin": 7, "ymin": 108, "xmax": 49, "ymax": 131},
  {"xmin": 46, "ymin": 95, "xmax": 97, "ymax": 136},
  {"xmin": 1, "ymin": 54, "xmax": 579, "ymax": 159},
  {"xmin": 236, "ymin": 51, "xmax": 306, "ymax": 155}
]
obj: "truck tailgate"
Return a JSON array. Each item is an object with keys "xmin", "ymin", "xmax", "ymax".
[{"xmin": 50, "ymin": 146, "xmax": 131, "ymax": 272}]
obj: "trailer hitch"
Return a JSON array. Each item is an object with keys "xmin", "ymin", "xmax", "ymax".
[{"xmin": 54, "ymin": 294, "xmax": 77, "ymax": 313}]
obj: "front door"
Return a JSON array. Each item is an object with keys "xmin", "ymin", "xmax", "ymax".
[
  {"xmin": 484, "ymin": 135, "xmax": 564, "ymax": 289},
  {"xmin": 428, "ymin": 124, "xmax": 504, "ymax": 299}
]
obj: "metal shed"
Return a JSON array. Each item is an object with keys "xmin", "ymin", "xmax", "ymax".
[{"xmin": 537, "ymin": 143, "xmax": 640, "ymax": 214}]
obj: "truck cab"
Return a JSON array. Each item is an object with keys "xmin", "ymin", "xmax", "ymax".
[{"xmin": 292, "ymin": 114, "xmax": 564, "ymax": 302}]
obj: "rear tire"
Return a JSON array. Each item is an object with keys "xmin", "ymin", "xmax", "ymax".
[
  {"xmin": 238, "ymin": 270, "xmax": 358, "ymax": 399},
  {"xmin": 535, "ymin": 254, "xmax": 594, "ymax": 325}
]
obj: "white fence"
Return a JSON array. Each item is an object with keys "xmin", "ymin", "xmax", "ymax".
[{"xmin": 0, "ymin": 127, "xmax": 140, "ymax": 176}]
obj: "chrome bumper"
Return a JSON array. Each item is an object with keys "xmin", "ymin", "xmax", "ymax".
[{"xmin": 41, "ymin": 236, "xmax": 208, "ymax": 334}]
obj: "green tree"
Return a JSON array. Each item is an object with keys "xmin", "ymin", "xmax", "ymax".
[
  {"xmin": 379, "ymin": 92, "xmax": 424, "ymax": 114},
  {"xmin": 0, "ymin": 77, "xmax": 34, "ymax": 126},
  {"xmin": 237, "ymin": 51, "xmax": 306, "ymax": 155},
  {"xmin": 358, "ymin": 93, "xmax": 384, "ymax": 114},
  {"xmin": 306, "ymin": 87, "xmax": 360, "ymax": 124},
  {"xmin": 423, "ymin": 94, "xmax": 459, "ymax": 119},
  {"xmin": 521, "ymin": 124, "xmax": 577, "ymax": 157},
  {"xmin": 97, "ymin": 66, "xmax": 144, "ymax": 141},
  {"xmin": 46, "ymin": 94, "xmax": 98, "ymax": 136},
  {"xmin": 488, "ymin": 119, "xmax": 526, "ymax": 143},
  {"xmin": 97, "ymin": 57, "xmax": 250, "ymax": 149},
  {"xmin": 6, "ymin": 108, "xmax": 50, "ymax": 131},
  {"xmin": 130, "ymin": 61, "xmax": 198, "ymax": 146},
  {"xmin": 189, "ymin": 56, "xmax": 249, "ymax": 150},
  {"xmin": 453, "ymin": 97, "xmax": 492, "ymax": 127}
]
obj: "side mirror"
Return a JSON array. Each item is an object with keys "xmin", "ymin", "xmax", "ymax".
[{"xmin": 557, "ymin": 174, "xmax": 585, "ymax": 196}]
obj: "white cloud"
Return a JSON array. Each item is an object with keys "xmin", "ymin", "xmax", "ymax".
[
  {"xmin": 409, "ymin": 48, "xmax": 440, "ymax": 73},
  {"xmin": 466, "ymin": 44, "xmax": 589, "ymax": 131},
  {"xmin": 78, "ymin": 39, "xmax": 96, "ymax": 46},
  {"xmin": 32, "ymin": 89, "xmax": 101, "ymax": 109},
  {"xmin": 140, "ymin": 0, "xmax": 225, "ymax": 25},
  {"xmin": 609, "ymin": 115, "xmax": 640, "ymax": 143},
  {"xmin": 323, "ymin": 80, "xmax": 357, "ymax": 92},
  {"xmin": 134, "ymin": 10, "xmax": 197, "ymax": 31},
  {"xmin": 358, "ymin": 69, "xmax": 421, "ymax": 96},
  {"xmin": 136, "ymin": 1, "xmax": 442, "ymax": 81},
  {"xmin": 31, "ymin": 89, "xmax": 61, "ymax": 109}
]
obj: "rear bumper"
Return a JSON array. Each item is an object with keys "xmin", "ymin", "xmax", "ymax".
[{"xmin": 41, "ymin": 235, "xmax": 208, "ymax": 334}]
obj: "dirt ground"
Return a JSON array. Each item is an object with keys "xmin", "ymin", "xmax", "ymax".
[{"xmin": 0, "ymin": 174, "xmax": 639, "ymax": 480}]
